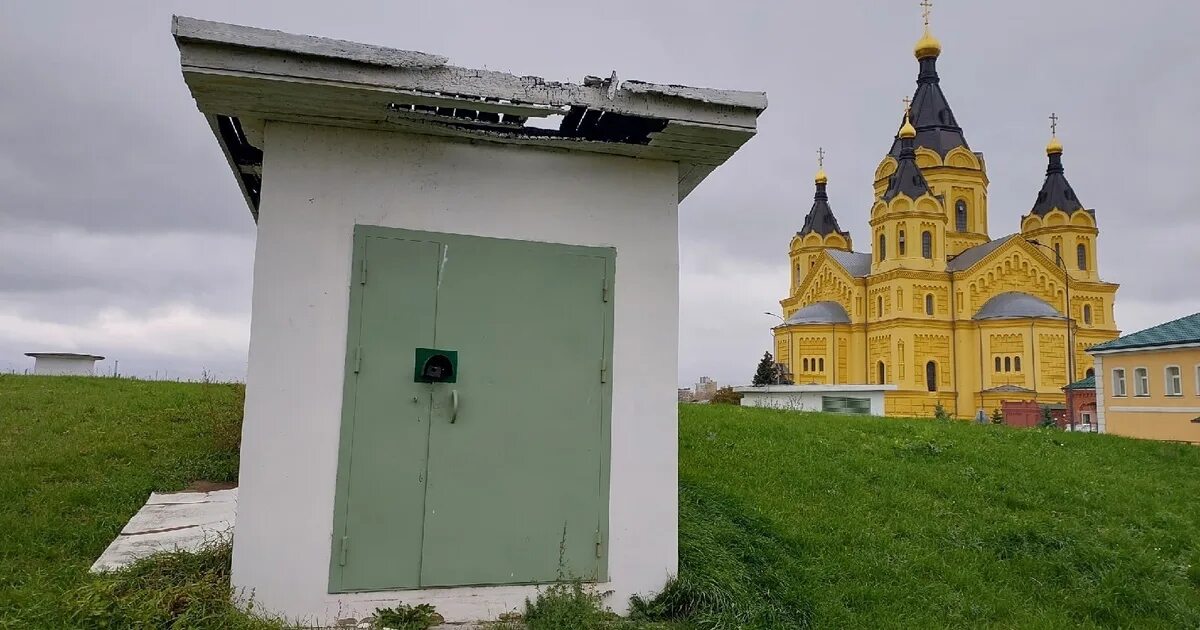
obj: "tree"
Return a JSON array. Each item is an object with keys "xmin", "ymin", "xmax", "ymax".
[
  {"xmin": 991, "ymin": 408, "xmax": 1005, "ymax": 425},
  {"xmin": 1039, "ymin": 405, "xmax": 1058, "ymax": 429},
  {"xmin": 932, "ymin": 401, "xmax": 952, "ymax": 422},
  {"xmin": 710, "ymin": 386, "xmax": 743, "ymax": 405},
  {"xmin": 753, "ymin": 352, "xmax": 779, "ymax": 386}
]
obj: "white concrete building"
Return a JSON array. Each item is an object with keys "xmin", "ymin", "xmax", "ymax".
[
  {"xmin": 735, "ymin": 384, "xmax": 897, "ymax": 416},
  {"xmin": 172, "ymin": 17, "xmax": 764, "ymax": 625},
  {"xmin": 24, "ymin": 352, "xmax": 104, "ymax": 376}
]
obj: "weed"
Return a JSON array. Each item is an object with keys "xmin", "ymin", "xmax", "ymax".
[{"xmin": 373, "ymin": 602, "xmax": 444, "ymax": 629}]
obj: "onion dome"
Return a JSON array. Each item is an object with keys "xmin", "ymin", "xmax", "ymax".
[{"xmin": 914, "ymin": 27, "xmax": 942, "ymax": 59}]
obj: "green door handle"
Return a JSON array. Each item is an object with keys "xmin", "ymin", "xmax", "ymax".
[{"xmin": 450, "ymin": 389, "xmax": 459, "ymax": 423}]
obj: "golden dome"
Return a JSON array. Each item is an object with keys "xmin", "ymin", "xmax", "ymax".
[
  {"xmin": 899, "ymin": 114, "xmax": 917, "ymax": 139},
  {"xmin": 1046, "ymin": 135, "xmax": 1064, "ymax": 155},
  {"xmin": 914, "ymin": 27, "xmax": 942, "ymax": 59},
  {"xmin": 815, "ymin": 167, "xmax": 828, "ymax": 184}
]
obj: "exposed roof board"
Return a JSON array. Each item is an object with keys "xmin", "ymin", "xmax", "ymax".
[
  {"xmin": 827, "ymin": 250, "xmax": 872, "ymax": 278},
  {"xmin": 783, "ymin": 301, "xmax": 851, "ymax": 325},
  {"xmin": 973, "ymin": 292, "xmax": 1064, "ymax": 321},
  {"xmin": 1089, "ymin": 312, "xmax": 1200, "ymax": 354},
  {"xmin": 171, "ymin": 17, "xmax": 766, "ymax": 219}
]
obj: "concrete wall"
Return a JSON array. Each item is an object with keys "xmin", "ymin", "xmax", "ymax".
[
  {"xmin": 234, "ymin": 122, "xmax": 680, "ymax": 624},
  {"xmin": 32, "ymin": 356, "xmax": 97, "ymax": 376},
  {"xmin": 735, "ymin": 385, "xmax": 892, "ymax": 416},
  {"xmin": 1094, "ymin": 346, "xmax": 1200, "ymax": 443}
]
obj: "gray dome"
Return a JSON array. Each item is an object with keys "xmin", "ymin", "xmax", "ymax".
[
  {"xmin": 973, "ymin": 292, "xmax": 1063, "ymax": 320},
  {"xmin": 784, "ymin": 301, "xmax": 850, "ymax": 325}
]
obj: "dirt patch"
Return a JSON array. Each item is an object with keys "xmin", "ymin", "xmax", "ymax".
[{"xmin": 181, "ymin": 480, "xmax": 237, "ymax": 493}]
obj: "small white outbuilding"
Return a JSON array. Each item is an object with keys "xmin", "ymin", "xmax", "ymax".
[
  {"xmin": 24, "ymin": 352, "xmax": 105, "ymax": 376},
  {"xmin": 173, "ymin": 16, "xmax": 764, "ymax": 624}
]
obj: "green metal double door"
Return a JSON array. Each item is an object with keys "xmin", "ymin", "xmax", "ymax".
[{"xmin": 329, "ymin": 226, "xmax": 614, "ymax": 593}]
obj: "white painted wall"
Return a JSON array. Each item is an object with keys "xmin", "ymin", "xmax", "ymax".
[
  {"xmin": 1093, "ymin": 355, "xmax": 1106, "ymax": 433},
  {"xmin": 734, "ymin": 384, "xmax": 895, "ymax": 416},
  {"xmin": 234, "ymin": 122, "xmax": 679, "ymax": 624},
  {"xmin": 31, "ymin": 356, "xmax": 99, "ymax": 376}
]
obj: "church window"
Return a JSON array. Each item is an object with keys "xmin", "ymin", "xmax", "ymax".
[
  {"xmin": 1077, "ymin": 243, "xmax": 1088, "ymax": 270},
  {"xmin": 819, "ymin": 358, "xmax": 825, "ymax": 372},
  {"xmin": 803, "ymin": 358, "xmax": 809, "ymax": 371},
  {"xmin": 924, "ymin": 293, "xmax": 934, "ymax": 316},
  {"xmin": 898, "ymin": 230, "xmax": 907, "ymax": 255},
  {"xmin": 1054, "ymin": 242, "xmax": 1061, "ymax": 261},
  {"xmin": 877, "ymin": 361, "xmax": 886, "ymax": 384},
  {"xmin": 1086, "ymin": 367, "xmax": 1095, "ymax": 379},
  {"xmin": 995, "ymin": 357, "xmax": 1002, "ymax": 372},
  {"xmin": 877, "ymin": 296, "xmax": 883, "ymax": 317},
  {"xmin": 955, "ymin": 200, "xmax": 968, "ymax": 232},
  {"xmin": 1083, "ymin": 304, "xmax": 1092, "ymax": 325},
  {"xmin": 921, "ymin": 231, "xmax": 933, "ymax": 259},
  {"xmin": 926, "ymin": 361, "xmax": 938, "ymax": 392},
  {"xmin": 1014, "ymin": 356, "xmax": 1022, "ymax": 372},
  {"xmin": 879, "ymin": 234, "xmax": 887, "ymax": 260},
  {"xmin": 1004, "ymin": 356, "xmax": 1011, "ymax": 372}
]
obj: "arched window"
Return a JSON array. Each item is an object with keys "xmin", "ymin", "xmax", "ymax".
[
  {"xmin": 818, "ymin": 358, "xmax": 825, "ymax": 372},
  {"xmin": 1053, "ymin": 242, "xmax": 1061, "ymax": 261},
  {"xmin": 1014, "ymin": 356, "xmax": 1022, "ymax": 372},
  {"xmin": 921, "ymin": 231, "xmax": 933, "ymax": 259},
  {"xmin": 925, "ymin": 293, "xmax": 934, "ymax": 316},
  {"xmin": 995, "ymin": 357, "xmax": 1002, "ymax": 372},
  {"xmin": 926, "ymin": 361, "xmax": 938, "ymax": 392},
  {"xmin": 955, "ymin": 200, "xmax": 968, "ymax": 232},
  {"xmin": 877, "ymin": 296, "xmax": 884, "ymax": 317},
  {"xmin": 1077, "ymin": 243, "xmax": 1088, "ymax": 270},
  {"xmin": 898, "ymin": 229, "xmax": 907, "ymax": 255},
  {"xmin": 877, "ymin": 361, "xmax": 886, "ymax": 384},
  {"xmin": 879, "ymin": 234, "xmax": 887, "ymax": 261},
  {"xmin": 1083, "ymin": 304, "xmax": 1093, "ymax": 325},
  {"xmin": 803, "ymin": 358, "xmax": 809, "ymax": 371},
  {"xmin": 1086, "ymin": 367, "xmax": 1095, "ymax": 378},
  {"xmin": 1004, "ymin": 356, "xmax": 1012, "ymax": 372}
]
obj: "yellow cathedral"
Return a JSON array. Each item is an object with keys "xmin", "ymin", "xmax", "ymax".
[{"xmin": 773, "ymin": 18, "xmax": 1120, "ymax": 418}]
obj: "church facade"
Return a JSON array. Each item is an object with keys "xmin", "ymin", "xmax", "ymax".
[{"xmin": 774, "ymin": 21, "xmax": 1119, "ymax": 418}]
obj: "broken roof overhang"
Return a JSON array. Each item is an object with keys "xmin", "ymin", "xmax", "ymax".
[{"xmin": 172, "ymin": 16, "xmax": 767, "ymax": 220}]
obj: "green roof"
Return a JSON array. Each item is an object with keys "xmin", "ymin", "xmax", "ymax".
[
  {"xmin": 1089, "ymin": 312, "xmax": 1200, "ymax": 353},
  {"xmin": 1064, "ymin": 375, "xmax": 1095, "ymax": 390}
]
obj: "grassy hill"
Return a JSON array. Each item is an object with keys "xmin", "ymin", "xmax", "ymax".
[
  {"xmin": 2, "ymin": 375, "xmax": 1199, "ymax": 628},
  {"xmin": 674, "ymin": 404, "xmax": 1200, "ymax": 628}
]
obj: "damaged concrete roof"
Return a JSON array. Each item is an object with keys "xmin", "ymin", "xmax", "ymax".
[{"xmin": 171, "ymin": 16, "xmax": 767, "ymax": 219}]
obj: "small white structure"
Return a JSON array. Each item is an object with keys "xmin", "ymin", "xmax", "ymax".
[
  {"xmin": 735, "ymin": 384, "xmax": 896, "ymax": 416},
  {"xmin": 173, "ymin": 17, "xmax": 764, "ymax": 625},
  {"xmin": 24, "ymin": 352, "xmax": 104, "ymax": 376}
]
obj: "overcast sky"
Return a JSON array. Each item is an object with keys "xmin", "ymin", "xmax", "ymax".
[{"xmin": 2, "ymin": 1, "xmax": 1198, "ymax": 385}]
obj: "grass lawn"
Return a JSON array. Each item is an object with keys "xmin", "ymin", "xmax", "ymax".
[
  {"xmin": 676, "ymin": 403, "xmax": 1200, "ymax": 628},
  {"xmin": 0, "ymin": 374, "xmax": 249, "ymax": 627},
  {"xmin": 4, "ymin": 374, "xmax": 1200, "ymax": 628}
]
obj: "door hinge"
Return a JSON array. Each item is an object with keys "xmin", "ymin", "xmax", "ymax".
[
  {"xmin": 360, "ymin": 258, "xmax": 367, "ymax": 285},
  {"xmin": 339, "ymin": 536, "xmax": 350, "ymax": 566},
  {"xmin": 595, "ymin": 531, "xmax": 603, "ymax": 558},
  {"xmin": 601, "ymin": 277, "xmax": 609, "ymax": 303},
  {"xmin": 354, "ymin": 347, "xmax": 363, "ymax": 373},
  {"xmin": 600, "ymin": 359, "xmax": 607, "ymax": 384}
]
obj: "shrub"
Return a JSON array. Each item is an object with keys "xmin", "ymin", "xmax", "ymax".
[
  {"xmin": 1039, "ymin": 405, "xmax": 1058, "ymax": 429},
  {"xmin": 522, "ymin": 580, "xmax": 617, "ymax": 630},
  {"xmin": 933, "ymin": 402, "xmax": 952, "ymax": 423},
  {"xmin": 991, "ymin": 408, "xmax": 1005, "ymax": 424},
  {"xmin": 373, "ymin": 603, "xmax": 443, "ymax": 629},
  {"xmin": 709, "ymin": 386, "xmax": 743, "ymax": 405}
]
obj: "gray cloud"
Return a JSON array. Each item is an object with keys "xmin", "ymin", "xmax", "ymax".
[{"xmin": 1, "ymin": 0, "xmax": 1197, "ymax": 386}]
